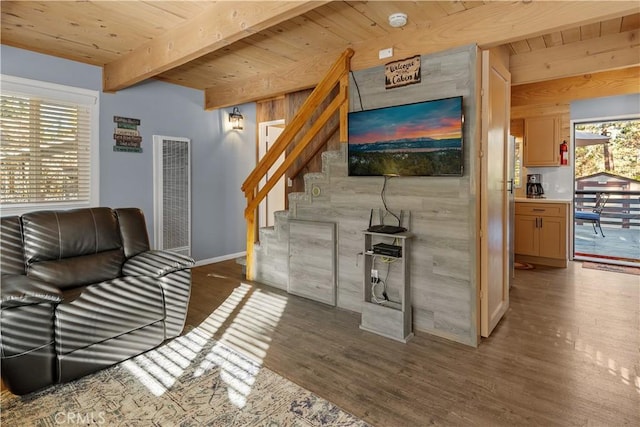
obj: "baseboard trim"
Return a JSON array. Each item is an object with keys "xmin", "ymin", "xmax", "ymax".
[
  {"xmin": 195, "ymin": 251, "xmax": 247, "ymax": 267},
  {"xmin": 515, "ymin": 254, "xmax": 567, "ymax": 268}
]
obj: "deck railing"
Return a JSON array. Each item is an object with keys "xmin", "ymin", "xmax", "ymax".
[{"xmin": 574, "ymin": 190, "xmax": 640, "ymax": 228}]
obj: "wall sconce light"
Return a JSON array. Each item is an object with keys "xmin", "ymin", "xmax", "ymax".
[{"xmin": 229, "ymin": 106, "xmax": 244, "ymax": 130}]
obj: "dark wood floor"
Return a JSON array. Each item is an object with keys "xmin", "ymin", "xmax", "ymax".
[{"xmin": 189, "ymin": 260, "xmax": 639, "ymax": 426}]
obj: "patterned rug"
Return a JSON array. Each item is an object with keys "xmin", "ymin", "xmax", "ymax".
[{"xmin": 1, "ymin": 330, "xmax": 369, "ymax": 426}]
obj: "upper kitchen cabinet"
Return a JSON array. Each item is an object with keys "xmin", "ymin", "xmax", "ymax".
[{"xmin": 523, "ymin": 115, "xmax": 561, "ymax": 167}]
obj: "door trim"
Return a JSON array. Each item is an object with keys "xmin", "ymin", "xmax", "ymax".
[
  {"xmin": 258, "ymin": 119, "xmax": 285, "ymax": 228},
  {"xmin": 479, "ymin": 48, "xmax": 511, "ymax": 338}
]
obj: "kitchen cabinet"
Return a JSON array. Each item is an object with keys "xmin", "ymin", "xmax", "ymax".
[
  {"xmin": 515, "ymin": 201, "xmax": 568, "ymax": 267},
  {"xmin": 523, "ymin": 115, "xmax": 561, "ymax": 167}
]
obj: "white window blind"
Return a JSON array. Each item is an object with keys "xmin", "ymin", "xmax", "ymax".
[{"xmin": 0, "ymin": 75, "xmax": 99, "ymax": 214}]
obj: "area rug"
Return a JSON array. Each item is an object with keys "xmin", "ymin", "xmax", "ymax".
[
  {"xmin": 582, "ymin": 261, "xmax": 640, "ymax": 276},
  {"xmin": 1, "ymin": 333, "xmax": 369, "ymax": 426}
]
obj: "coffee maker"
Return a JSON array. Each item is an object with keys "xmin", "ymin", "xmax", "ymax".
[{"xmin": 526, "ymin": 174, "xmax": 544, "ymax": 198}]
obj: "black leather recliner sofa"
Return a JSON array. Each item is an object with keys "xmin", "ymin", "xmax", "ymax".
[{"xmin": 0, "ymin": 207, "xmax": 195, "ymax": 395}]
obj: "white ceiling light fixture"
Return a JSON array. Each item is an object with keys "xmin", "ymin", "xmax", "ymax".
[{"xmin": 388, "ymin": 13, "xmax": 408, "ymax": 28}]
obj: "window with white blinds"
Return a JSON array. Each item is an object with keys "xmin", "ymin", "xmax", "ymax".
[{"xmin": 0, "ymin": 75, "xmax": 99, "ymax": 215}]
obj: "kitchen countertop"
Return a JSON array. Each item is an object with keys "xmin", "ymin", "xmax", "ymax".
[{"xmin": 515, "ymin": 198, "xmax": 571, "ymax": 204}]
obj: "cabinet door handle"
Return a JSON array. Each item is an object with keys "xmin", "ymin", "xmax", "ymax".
[{"xmin": 539, "ymin": 218, "xmax": 543, "ymax": 228}]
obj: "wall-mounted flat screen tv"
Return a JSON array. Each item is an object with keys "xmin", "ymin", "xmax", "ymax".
[{"xmin": 348, "ymin": 96, "xmax": 463, "ymax": 176}]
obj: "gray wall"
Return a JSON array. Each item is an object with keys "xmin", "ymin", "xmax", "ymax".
[
  {"xmin": 571, "ymin": 93, "xmax": 640, "ymax": 120},
  {"xmin": 336, "ymin": 45, "xmax": 480, "ymax": 346},
  {"xmin": 254, "ymin": 45, "xmax": 481, "ymax": 346},
  {"xmin": 0, "ymin": 45, "xmax": 255, "ymax": 262}
]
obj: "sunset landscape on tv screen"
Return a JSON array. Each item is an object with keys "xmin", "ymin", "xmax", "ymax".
[{"xmin": 348, "ymin": 96, "xmax": 463, "ymax": 176}]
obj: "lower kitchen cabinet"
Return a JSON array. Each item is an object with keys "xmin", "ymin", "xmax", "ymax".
[{"xmin": 515, "ymin": 201, "xmax": 568, "ymax": 267}]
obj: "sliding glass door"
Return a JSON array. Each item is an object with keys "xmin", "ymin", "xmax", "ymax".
[{"xmin": 573, "ymin": 118, "xmax": 640, "ymax": 265}]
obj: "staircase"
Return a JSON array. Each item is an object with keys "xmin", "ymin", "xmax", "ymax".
[
  {"xmin": 253, "ymin": 146, "xmax": 347, "ymax": 290},
  {"xmin": 242, "ymin": 49, "xmax": 354, "ymax": 280}
]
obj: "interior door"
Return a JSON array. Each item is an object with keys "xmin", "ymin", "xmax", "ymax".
[
  {"xmin": 508, "ymin": 136, "xmax": 516, "ymax": 280},
  {"xmin": 258, "ymin": 121, "xmax": 285, "ymax": 228},
  {"xmin": 480, "ymin": 49, "xmax": 511, "ymax": 337}
]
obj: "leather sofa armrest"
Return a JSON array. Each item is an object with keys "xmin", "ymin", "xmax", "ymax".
[
  {"xmin": 1, "ymin": 275, "xmax": 63, "ymax": 308},
  {"xmin": 122, "ymin": 250, "xmax": 195, "ymax": 278}
]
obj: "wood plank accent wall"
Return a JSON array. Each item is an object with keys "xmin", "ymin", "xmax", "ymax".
[
  {"xmin": 285, "ymin": 87, "xmax": 340, "ymax": 195},
  {"xmin": 278, "ymin": 45, "xmax": 481, "ymax": 346},
  {"xmin": 256, "ymin": 96, "xmax": 285, "ymax": 124},
  {"xmin": 288, "ymin": 220, "xmax": 337, "ymax": 306}
]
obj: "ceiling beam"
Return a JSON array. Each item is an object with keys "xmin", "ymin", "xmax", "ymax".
[
  {"xmin": 511, "ymin": 30, "xmax": 640, "ymax": 85},
  {"xmin": 511, "ymin": 66, "xmax": 640, "ymax": 107},
  {"xmin": 102, "ymin": 1, "xmax": 328, "ymax": 93},
  {"xmin": 204, "ymin": 1, "xmax": 639, "ymax": 110}
]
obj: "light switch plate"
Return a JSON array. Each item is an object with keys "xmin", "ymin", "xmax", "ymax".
[{"xmin": 379, "ymin": 47, "xmax": 393, "ymax": 59}]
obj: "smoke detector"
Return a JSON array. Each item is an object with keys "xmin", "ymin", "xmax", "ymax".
[{"xmin": 388, "ymin": 13, "xmax": 408, "ymax": 28}]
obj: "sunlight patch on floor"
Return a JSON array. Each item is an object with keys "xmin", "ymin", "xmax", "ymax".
[
  {"xmin": 123, "ymin": 279, "xmax": 290, "ymax": 407},
  {"xmin": 574, "ymin": 335, "xmax": 640, "ymax": 394},
  {"xmin": 193, "ymin": 284, "xmax": 289, "ymax": 408},
  {"xmin": 122, "ymin": 283, "xmax": 252, "ymax": 396}
]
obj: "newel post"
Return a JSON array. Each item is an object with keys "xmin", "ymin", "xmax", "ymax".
[{"xmin": 245, "ymin": 193, "xmax": 256, "ymax": 280}]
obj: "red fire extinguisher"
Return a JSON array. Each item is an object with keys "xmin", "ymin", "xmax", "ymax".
[{"xmin": 560, "ymin": 140, "xmax": 568, "ymax": 165}]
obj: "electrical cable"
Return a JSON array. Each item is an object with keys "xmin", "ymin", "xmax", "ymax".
[
  {"xmin": 371, "ymin": 257, "xmax": 384, "ymax": 304},
  {"xmin": 381, "ymin": 175, "xmax": 401, "ymax": 225},
  {"xmin": 350, "ymin": 70, "xmax": 364, "ymax": 112},
  {"xmin": 379, "ymin": 240, "xmax": 403, "ymax": 304},
  {"xmin": 383, "ymin": 261, "xmax": 391, "ymax": 300},
  {"xmin": 371, "ymin": 280, "xmax": 385, "ymax": 304}
]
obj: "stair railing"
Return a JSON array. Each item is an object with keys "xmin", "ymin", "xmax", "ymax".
[
  {"xmin": 288, "ymin": 122, "xmax": 339, "ymax": 182},
  {"xmin": 241, "ymin": 48, "xmax": 354, "ymax": 280}
]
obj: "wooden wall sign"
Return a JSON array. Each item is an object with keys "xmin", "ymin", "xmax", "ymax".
[
  {"xmin": 385, "ymin": 55, "xmax": 421, "ymax": 89},
  {"xmin": 113, "ymin": 116, "xmax": 142, "ymax": 153}
]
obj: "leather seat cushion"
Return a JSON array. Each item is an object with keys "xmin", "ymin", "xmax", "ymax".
[{"xmin": 55, "ymin": 277, "xmax": 165, "ymax": 355}]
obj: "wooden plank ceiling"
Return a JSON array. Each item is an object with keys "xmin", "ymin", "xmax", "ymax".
[{"xmin": 2, "ymin": 1, "xmax": 638, "ymax": 110}]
